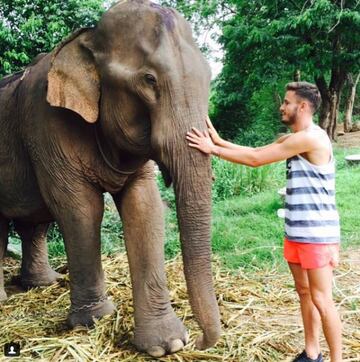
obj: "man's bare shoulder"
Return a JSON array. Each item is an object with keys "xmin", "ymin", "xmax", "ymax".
[
  {"xmin": 300, "ymin": 127, "xmax": 331, "ymax": 164},
  {"xmin": 304, "ymin": 127, "xmax": 330, "ymax": 148},
  {"xmin": 275, "ymin": 129, "xmax": 328, "ymax": 160},
  {"xmin": 282, "ymin": 128, "xmax": 327, "ymax": 146},
  {"xmin": 282, "ymin": 130, "xmax": 318, "ymax": 147}
]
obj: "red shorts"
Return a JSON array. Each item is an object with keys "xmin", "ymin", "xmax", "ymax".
[{"xmin": 284, "ymin": 238, "xmax": 340, "ymax": 269}]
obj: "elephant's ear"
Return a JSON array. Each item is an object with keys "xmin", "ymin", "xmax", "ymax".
[{"xmin": 47, "ymin": 29, "xmax": 100, "ymax": 123}]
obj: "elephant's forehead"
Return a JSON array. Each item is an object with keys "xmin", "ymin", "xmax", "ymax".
[
  {"xmin": 149, "ymin": 2, "xmax": 175, "ymax": 31},
  {"xmin": 150, "ymin": 38, "xmax": 197, "ymax": 72},
  {"xmin": 103, "ymin": 1, "xmax": 192, "ymax": 39},
  {"xmin": 95, "ymin": 1, "xmax": 209, "ymax": 77}
]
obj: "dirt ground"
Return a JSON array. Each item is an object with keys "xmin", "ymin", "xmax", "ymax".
[{"xmin": 336, "ymin": 125, "xmax": 360, "ymax": 148}]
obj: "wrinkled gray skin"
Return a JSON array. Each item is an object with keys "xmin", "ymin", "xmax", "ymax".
[{"xmin": 0, "ymin": 0, "xmax": 221, "ymax": 356}]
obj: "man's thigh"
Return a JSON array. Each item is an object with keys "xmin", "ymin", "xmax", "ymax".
[
  {"xmin": 307, "ymin": 265, "xmax": 334, "ymax": 300},
  {"xmin": 288, "ymin": 262, "xmax": 309, "ymax": 290}
]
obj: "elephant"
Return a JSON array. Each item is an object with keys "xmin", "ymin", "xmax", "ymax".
[{"xmin": 0, "ymin": 0, "xmax": 221, "ymax": 357}]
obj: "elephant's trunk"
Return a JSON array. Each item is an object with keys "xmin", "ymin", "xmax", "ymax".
[{"xmin": 168, "ymin": 141, "xmax": 221, "ymax": 349}]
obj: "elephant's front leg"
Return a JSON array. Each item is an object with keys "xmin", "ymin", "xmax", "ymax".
[
  {"xmin": 14, "ymin": 222, "xmax": 61, "ymax": 288},
  {"xmin": 46, "ymin": 191, "xmax": 115, "ymax": 327},
  {"xmin": 114, "ymin": 165, "xmax": 187, "ymax": 357}
]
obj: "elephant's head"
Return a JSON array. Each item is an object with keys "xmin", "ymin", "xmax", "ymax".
[{"xmin": 47, "ymin": 0, "xmax": 220, "ymax": 349}]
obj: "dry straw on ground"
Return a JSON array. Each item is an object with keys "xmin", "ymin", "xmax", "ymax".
[{"xmin": 1, "ymin": 250, "xmax": 359, "ymax": 361}]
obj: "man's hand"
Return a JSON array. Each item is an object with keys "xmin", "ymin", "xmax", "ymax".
[
  {"xmin": 206, "ymin": 116, "xmax": 223, "ymax": 145},
  {"xmin": 186, "ymin": 127, "xmax": 217, "ymax": 155}
]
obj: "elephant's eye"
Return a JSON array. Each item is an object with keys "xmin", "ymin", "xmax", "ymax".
[{"xmin": 144, "ymin": 74, "xmax": 157, "ymax": 86}]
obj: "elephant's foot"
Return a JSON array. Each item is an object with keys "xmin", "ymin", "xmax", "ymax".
[
  {"xmin": 133, "ymin": 312, "xmax": 188, "ymax": 357},
  {"xmin": 67, "ymin": 298, "xmax": 115, "ymax": 328},
  {"xmin": 20, "ymin": 267, "xmax": 63, "ymax": 288}
]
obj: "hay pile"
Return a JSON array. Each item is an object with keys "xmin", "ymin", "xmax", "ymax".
[{"xmin": 1, "ymin": 251, "xmax": 359, "ymax": 361}]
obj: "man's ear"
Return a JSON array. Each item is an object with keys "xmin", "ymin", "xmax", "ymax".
[{"xmin": 299, "ymin": 100, "xmax": 308, "ymax": 113}]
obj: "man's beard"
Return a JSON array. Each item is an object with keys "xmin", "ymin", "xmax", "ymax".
[{"xmin": 281, "ymin": 109, "xmax": 297, "ymax": 126}]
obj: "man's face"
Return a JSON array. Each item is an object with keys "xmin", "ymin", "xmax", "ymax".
[{"xmin": 279, "ymin": 91, "xmax": 300, "ymax": 126}]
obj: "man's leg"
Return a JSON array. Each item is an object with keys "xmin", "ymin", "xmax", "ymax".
[
  {"xmin": 288, "ymin": 262, "xmax": 321, "ymax": 359},
  {"xmin": 307, "ymin": 266, "xmax": 342, "ymax": 362}
]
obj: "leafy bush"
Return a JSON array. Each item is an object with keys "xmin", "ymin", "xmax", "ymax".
[
  {"xmin": 233, "ymin": 81, "xmax": 288, "ymax": 146},
  {"xmin": 211, "ymin": 157, "xmax": 279, "ymax": 202},
  {"xmin": 0, "ymin": 0, "xmax": 105, "ymax": 76}
]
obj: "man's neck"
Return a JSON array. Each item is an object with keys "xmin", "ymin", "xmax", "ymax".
[{"xmin": 290, "ymin": 116, "xmax": 314, "ymax": 133}]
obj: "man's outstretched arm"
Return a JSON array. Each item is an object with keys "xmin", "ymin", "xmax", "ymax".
[{"xmin": 186, "ymin": 128, "xmax": 316, "ymax": 167}]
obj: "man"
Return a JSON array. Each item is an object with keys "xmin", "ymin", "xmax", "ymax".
[{"xmin": 186, "ymin": 82, "xmax": 342, "ymax": 362}]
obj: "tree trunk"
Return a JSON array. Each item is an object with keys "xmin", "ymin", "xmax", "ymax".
[
  {"xmin": 315, "ymin": 70, "xmax": 346, "ymax": 140},
  {"xmin": 344, "ymin": 72, "xmax": 360, "ymax": 133},
  {"xmin": 315, "ymin": 35, "xmax": 347, "ymax": 140},
  {"xmin": 316, "ymin": 76, "xmax": 331, "ymax": 133},
  {"xmin": 330, "ymin": 89, "xmax": 342, "ymax": 140}
]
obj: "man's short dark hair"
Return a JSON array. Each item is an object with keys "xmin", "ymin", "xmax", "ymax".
[{"xmin": 286, "ymin": 81, "xmax": 321, "ymax": 113}]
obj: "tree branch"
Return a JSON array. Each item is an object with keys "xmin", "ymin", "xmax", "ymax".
[
  {"xmin": 219, "ymin": 1, "xmax": 237, "ymax": 15},
  {"xmin": 328, "ymin": 0, "xmax": 344, "ymax": 33}
]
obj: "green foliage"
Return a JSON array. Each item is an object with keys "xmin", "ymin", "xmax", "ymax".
[
  {"xmin": 100, "ymin": 195, "xmax": 124, "ymax": 255},
  {"xmin": 0, "ymin": 0, "xmax": 105, "ymax": 76},
  {"xmin": 159, "ymin": 0, "xmax": 219, "ymax": 37},
  {"xmin": 163, "ymin": 208, "xmax": 181, "ymax": 259},
  {"xmin": 156, "ymin": 158, "xmax": 286, "ymax": 267},
  {"xmin": 163, "ymin": 0, "xmax": 359, "ymax": 143},
  {"xmin": 234, "ymin": 82, "xmax": 287, "ymax": 146},
  {"xmin": 47, "ymin": 223, "xmax": 65, "ymax": 257},
  {"xmin": 211, "ymin": 190, "xmax": 284, "ymax": 269},
  {"xmin": 211, "ymin": 147, "xmax": 360, "ymax": 269},
  {"xmin": 156, "ymin": 173, "xmax": 181, "ymax": 258},
  {"xmin": 211, "ymin": 157, "xmax": 282, "ymax": 201},
  {"xmin": 219, "ymin": 0, "xmax": 359, "ymax": 140},
  {"xmin": 156, "ymin": 157, "xmax": 283, "ymax": 258},
  {"xmin": 156, "ymin": 158, "xmax": 285, "ymax": 260},
  {"xmin": 157, "ymin": 172, "xmax": 176, "ymax": 209},
  {"xmin": 154, "ymin": 148, "xmax": 360, "ymax": 268},
  {"xmin": 156, "ymin": 156, "xmax": 283, "ymax": 205}
]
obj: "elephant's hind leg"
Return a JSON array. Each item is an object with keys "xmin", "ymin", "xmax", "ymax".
[
  {"xmin": 0, "ymin": 215, "xmax": 9, "ymax": 301},
  {"xmin": 113, "ymin": 163, "xmax": 188, "ymax": 357},
  {"xmin": 14, "ymin": 222, "xmax": 62, "ymax": 288}
]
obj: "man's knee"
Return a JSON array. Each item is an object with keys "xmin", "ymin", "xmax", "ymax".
[
  {"xmin": 295, "ymin": 282, "xmax": 311, "ymax": 298},
  {"xmin": 310, "ymin": 291, "xmax": 333, "ymax": 316}
]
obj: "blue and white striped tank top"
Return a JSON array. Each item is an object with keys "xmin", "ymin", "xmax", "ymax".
[{"xmin": 285, "ymin": 128, "xmax": 340, "ymax": 244}]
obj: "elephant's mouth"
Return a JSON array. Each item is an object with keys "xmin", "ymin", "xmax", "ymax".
[{"xmin": 157, "ymin": 161, "xmax": 172, "ymax": 187}]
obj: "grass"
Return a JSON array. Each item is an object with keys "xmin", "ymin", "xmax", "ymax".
[
  {"xmin": 211, "ymin": 191, "xmax": 284, "ymax": 270},
  {"xmin": 211, "ymin": 157, "xmax": 280, "ymax": 202},
  {"xmin": 334, "ymin": 147, "xmax": 360, "ymax": 249},
  {"xmin": 162, "ymin": 147, "xmax": 360, "ymax": 270},
  {"xmin": 211, "ymin": 158, "xmax": 285, "ymax": 269}
]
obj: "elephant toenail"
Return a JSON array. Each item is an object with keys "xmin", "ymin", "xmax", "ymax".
[
  {"xmin": 170, "ymin": 339, "xmax": 184, "ymax": 353},
  {"xmin": 147, "ymin": 346, "xmax": 166, "ymax": 357}
]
